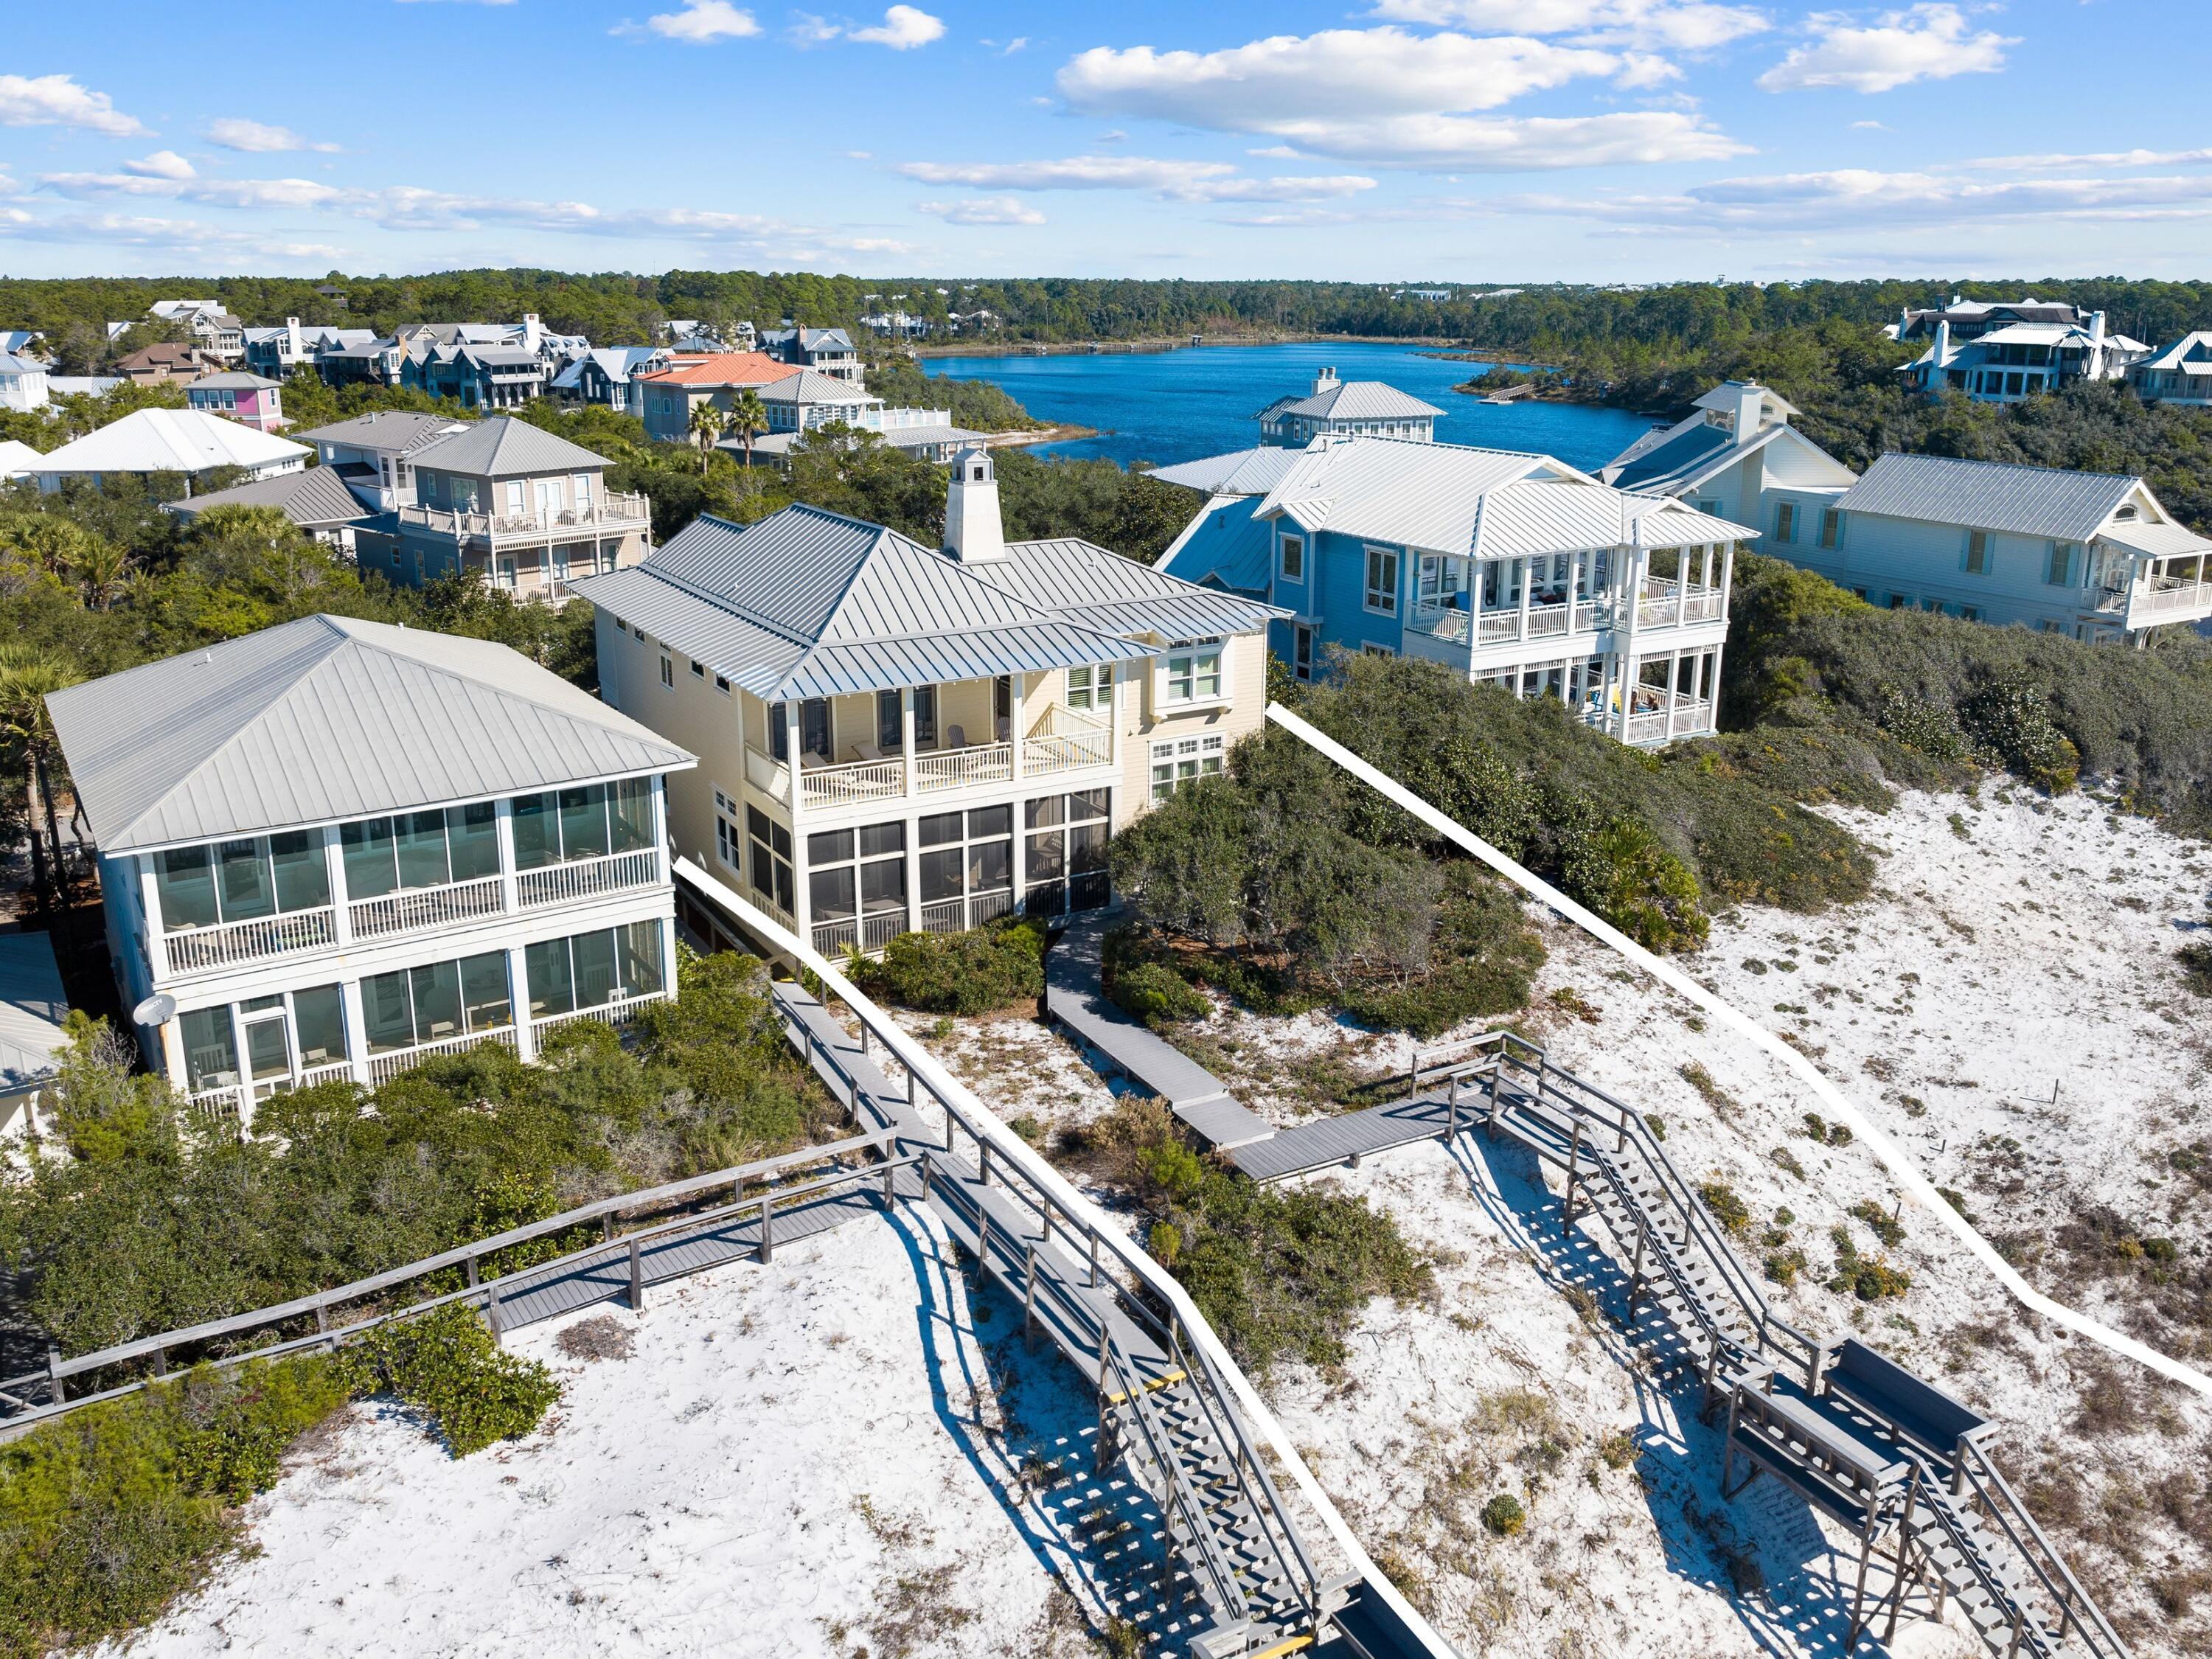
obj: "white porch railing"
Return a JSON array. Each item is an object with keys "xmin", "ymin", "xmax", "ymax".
[
  {"xmin": 919, "ymin": 888, "xmax": 1015, "ymax": 935},
  {"xmin": 395, "ymin": 492, "xmax": 650, "ymax": 543},
  {"xmin": 161, "ymin": 908, "xmax": 335, "ymax": 976},
  {"xmin": 1021, "ymin": 706, "xmax": 1113, "ymax": 775},
  {"xmin": 917, "ymin": 740, "xmax": 1013, "ymax": 793},
  {"xmin": 516, "ymin": 848, "xmax": 659, "ymax": 908},
  {"xmin": 800, "ymin": 755, "xmax": 906, "ymax": 809},
  {"xmin": 1622, "ymin": 698, "xmax": 1717, "ymax": 745},
  {"xmin": 349, "ymin": 874, "xmax": 504, "ymax": 940},
  {"xmin": 1635, "ymin": 582, "xmax": 1725, "ymax": 628},
  {"xmin": 812, "ymin": 909, "xmax": 909, "ymax": 958},
  {"xmin": 531, "ymin": 991, "xmax": 661, "ymax": 1040},
  {"xmin": 184, "ymin": 1060, "xmax": 356, "ymax": 1127},
  {"xmin": 2128, "ymin": 578, "xmax": 2212, "ymax": 622},
  {"xmin": 366, "ymin": 1026, "xmax": 519, "ymax": 1085}
]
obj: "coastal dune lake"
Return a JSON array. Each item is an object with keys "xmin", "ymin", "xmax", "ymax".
[{"xmin": 925, "ymin": 339, "xmax": 1658, "ymax": 472}]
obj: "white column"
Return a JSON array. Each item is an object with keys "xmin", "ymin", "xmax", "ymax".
[
  {"xmin": 494, "ymin": 798, "xmax": 520, "ymax": 914},
  {"xmin": 905, "ymin": 811, "xmax": 922, "ymax": 936},
  {"xmin": 332, "ymin": 978, "xmax": 369, "ymax": 1087},
  {"xmin": 1674, "ymin": 551, "xmax": 1690, "ymax": 627},
  {"xmin": 1009, "ymin": 673, "xmax": 1026, "ymax": 782},
  {"xmin": 650, "ymin": 775, "xmax": 669, "ymax": 885},
  {"xmin": 1719, "ymin": 541, "xmax": 1736, "ymax": 619},
  {"xmin": 506, "ymin": 945, "xmax": 537, "ymax": 1062},
  {"xmin": 1668, "ymin": 649, "xmax": 1685, "ymax": 734},
  {"xmin": 785, "ymin": 703, "xmax": 810, "ymax": 946},
  {"xmin": 656, "ymin": 913, "xmax": 678, "ymax": 1002},
  {"xmin": 137, "ymin": 854, "xmax": 167, "ymax": 981},
  {"xmin": 323, "ymin": 828, "xmax": 352, "ymax": 947},
  {"xmin": 1703, "ymin": 641, "xmax": 1726, "ymax": 734},
  {"xmin": 900, "ymin": 687, "xmax": 918, "ymax": 799},
  {"xmin": 1517, "ymin": 556, "xmax": 1533, "ymax": 639}
]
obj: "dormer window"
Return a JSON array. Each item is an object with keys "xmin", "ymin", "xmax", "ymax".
[{"xmin": 2114, "ymin": 504, "xmax": 2138, "ymax": 521}]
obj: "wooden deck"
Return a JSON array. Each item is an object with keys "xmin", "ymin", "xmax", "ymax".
[
  {"xmin": 485, "ymin": 1171, "xmax": 922, "ymax": 1334},
  {"xmin": 1228, "ymin": 1093, "xmax": 1460, "ymax": 1183},
  {"xmin": 1044, "ymin": 911, "xmax": 1277, "ymax": 1151}
]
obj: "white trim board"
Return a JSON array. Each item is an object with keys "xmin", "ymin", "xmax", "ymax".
[{"xmin": 1266, "ymin": 700, "xmax": 2212, "ymax": 1403}]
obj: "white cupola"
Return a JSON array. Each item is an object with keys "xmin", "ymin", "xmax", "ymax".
[{"xmin": 944, "ymin": 448, "xmax": 1005, "ymax": 563}]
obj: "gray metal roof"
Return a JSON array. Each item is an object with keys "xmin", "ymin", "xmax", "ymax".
[
  {"xmin": 571, "ymin": 504, "xmax": 1156, "ymax": 702},
  {"xmin": 190, "ymin": 372, "xmax": 282, "ymax": 391},
  {"xmin": 0, "ymin": 931, "xmax": 68, "ymax": 1094},
  {"xmin": 411, "ymin": 417, "xmax": 608, "ymax": 478},
  {"xmin": 1835, "ymin": 453, "xmax": 2143, "ymax": 540},
  {"xmin": 47, "ymin": 614, "xmax": 694, "ymax": 854},
  {"xmin": 2140, "ymin": 333, "xmax": 2212, "ymax": 372},
  {"xmin": 0, "ymin": 352, "xmax": 46, "ymax": 375},
  {"xmin": 297, "ymin": 411, "xmax": 468, "ymax": 454},
  {"xmin": 166, "ymin": 465, "xmax": 372, "ymax": 528},
  {"xmin": 975, "ymin": 538, "xmax": 1285, "ymax": 639},
  {"xmin": 760, "ymin": 369, "xmax": 874, "ymax": 404},
  {"xmin": 1150, "ymin": 446, "xmax": 1305, "ymax": 497}
]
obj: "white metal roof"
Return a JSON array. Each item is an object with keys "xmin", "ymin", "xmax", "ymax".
[
  {"xmin": 2138, "ymin": 332, "xmax": 2212, "ymax": 373},
  {"xmin": 1834, "ymin": 453, "xmax": 2149, "ymax": 541},
  {"xmin": 972, "ymin": 538, "xmax": 1285, "ymax": 639},
  {"xmin": 1150, "ymin": 445, "xmax": 1306, "ymax": 497},
  {"xmin": 0, "ymin": 439, "xmax": 41, "ymax": 479},
  {"xmin": 2097, "ymin": 519, "xmax": 2212, "ymax": 560},
  {"xmin": 1269, "ymin": 380, "xmax": 1443, "ymax": 422},
  {"xmin": 48, "ymin": 614, "xmax": 695, "ymax": 854},
  {"xmin": 759, "ymin": 369, "xmax": 876, "ymax": 405},
  {"xmin": 35, "ymin": 408, "xmax": 309, "ymax": 476}
]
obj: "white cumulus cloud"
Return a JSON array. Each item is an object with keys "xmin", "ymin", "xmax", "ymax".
[
  {"xmin": 1368, "ymin": 0, "xmax": 1769, "ymax": 50},
  {"xmin": 918, "ymin": 197, "xmax": 1048, "ymax": 225},
  {"xmin": 641, "ymin": 1, "xmax": 760, "ymax": 42},
  {"xmin": 0, "ymin": 73, "xmax": 147, "ymax": 136},
  {"xmin": 898, "ymin": 156, "xmax": 1241, "ymax": 192},
  {"xmin": 1757, "ymin": 4, "xmax": 2014, "ymax": 94},
  {"xmin": 849, "ymin": 6, "xmax": 945, "ymax": 49},
  {"xmin": 122, "ymin": 150, "xmax": 196, "ymax": 180},
  {"xmin": 207, "ymin": 118, "xmax": 339, "ymax": 153}
]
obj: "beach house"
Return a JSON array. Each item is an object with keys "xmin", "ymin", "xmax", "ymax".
[
  {"xmin": 1160, "ymin": 437, "xmax": 1753, "ymax": 746},
  {"xmin": 358, "ymin": 416, "xmax": 652, "ymax": 597},
  {"xmin": 574, "ymin": 449, "xmax": 1282, "ymax": 957},
  {"xmin": 295, "ymin": 410, "xmax": 472, "ymax": 512},
  {"xmin": 1599, "ymin": 381, "xmax": 1857, "ymax": 539},
  {"xmin": 1893, "ymin": 297, "xmax": 2149, "ymax": 403},
  {"xmin": 46, "ymin": 615, "xmax": 695, "ymax": 1128},
  {"xmin": 2128, "ymin": 333, "xmax": 2212, "ymax": 407},
  {"xmin": 634, "ymin": 351, "xmax": 793, "ymax": 443},
  {"xmin": 185, "ymin": 372, "xmax": 289, "ymax": 433},
  {"xmin": 1764, "ymin": 451, "xmax": 2212, "ymax": 641},
  {"xmin": 33, "ymin": 408, "xmax": 309, "ymax": 493},
  {"xmin": 1256, "ymin": 368, "xmax": 1441, "ymax": 446}
]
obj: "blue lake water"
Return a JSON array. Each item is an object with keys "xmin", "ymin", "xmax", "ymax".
[{"xmin": 922, "ymin": 339, "xmax": 1659, "ymax": 473}]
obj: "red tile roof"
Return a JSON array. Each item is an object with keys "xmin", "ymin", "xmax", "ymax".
[{"xmin": 636, "ymin": 350, "xmax": 793, "ymax": 389}]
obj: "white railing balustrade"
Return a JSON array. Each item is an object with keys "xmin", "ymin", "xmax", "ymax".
[
  {"xmin": 1478, "ymin": 610, "xmax": 1522, "ymax": 643},
  {"xmin": 349, "ymin": 874, "xmax": 504, "ymax": 940},
  {"xmin": 184, "ymin": 1060, "xmax": 362, "ymax": 1129},
  {"xmin": 162, "ymin": 908, "xmax": 335, "ymax": 975},
  {"xmin": 1021, "ymin": 706, "xmax": 1113, "ymax": 775},
  {"xmin": 366, "ymin": 1026, "xmax": 518, "ymax": 1085},
  {"xmin": 531, "ymin": 992, "xmax": 661, "ymax": 1040},
  {"xmin": 396, "ymin": 492, "xmax": 650, "ymax": 543},
  {"xmin": 2129, "ymin": 580, "xmax": 2212, "ymax": 619},
  {"xmin": 919, "ymin": 889, "xmax": 1014, "ymax": 936},
  {"xmin": 812, "ymin": 909, "xmax": 909, "ymax": 958},
  {"xmin": 917, "ymin": 740, "xmax": 1013, "ymax": 793},
  {"xmin": 800, "ymin": 755, "xmax": 906, "ymax": 809},
  {"xmin": 515, "ymin": 848, "xmax": 659, "ymax": 908},
  {"xmin": 745, "ymin": 746, "xmax": 790, "ymax": 796},
  {"xmin": 1622, "ymin": 698, "xmax": 1716, "ymax": 745}
]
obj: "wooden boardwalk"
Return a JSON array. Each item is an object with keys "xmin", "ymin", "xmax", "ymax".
[
  {"xmin": 1228, "ymin": 1093, "xmax": 1458, "ymax": 1183},
  {"xmin": 1044, "ymin": 911, "xmax": 1277, "ymax": 1151},
  {"xmin": 487, "ymin": 1171, "xmax": 922, "ymax": 1334}
]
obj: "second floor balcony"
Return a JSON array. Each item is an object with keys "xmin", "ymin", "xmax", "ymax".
[
  {"xmin": 147, "ymin": 779, "xmax": 669, "ymax": 980},
  {"xmin": 748, "ymin": 699, "xmax": 1117, "ymax": 814},
  {"xmin": 396, "ymin": 490, "xmax": 651, "ymax": 548},
  {"xmin": 1408, "ymin": 575, "xmax": 1727, "ymax": 653}
]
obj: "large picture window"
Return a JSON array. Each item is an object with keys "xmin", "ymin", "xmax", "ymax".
[
  {"xmin": 362, "ymin": 950, "xmax": 512, "ymax": 1054},
  {"xmin": 1023, "ymin": 789, "xmax": 1111, "ymax": 914},
  {"xmin": 808, "ymin": 821, "xmax": 907, "ymax": 932},
  {"xmin": 156, "ymin": 830, "xmax": 330, "ymax": 931},
  {"xmin": 918, "ymin": 806, "xmax": 1015, "ymax": 928},
  {"xmin": 511, "ymin": 779, "xmax": 654, "ymax": 869}
]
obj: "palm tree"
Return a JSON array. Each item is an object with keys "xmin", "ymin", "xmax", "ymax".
[
  {"xmin": 726, "ymin": 389, "xmax": 769, "ymax": 471},
  {"xmin": 687, "ymin": 399, "xmax": 727, "ymax": 473},
  {"xmin": 65, "ymin": 538, "xmax": 133, "ymax": 611},
  {"xmin": 0, "ymin": 647, "xmax": 83, "ymax": 905}
]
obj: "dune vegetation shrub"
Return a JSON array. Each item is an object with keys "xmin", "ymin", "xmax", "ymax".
[
  {"xmin": 852, "ymin": 915, "xmax": 1046, "ymax": 1014},
  {"xmin": 0, "ymin": 1357, "xmax": 347, "ymax": 1659},
  {"xmin": 337, "ymin": 1304, "xmax": 562, "ymax": 1457},
  {"xmin": 1481, "ymin": 1494, "xmax": 1526, "ymax": 1537}
]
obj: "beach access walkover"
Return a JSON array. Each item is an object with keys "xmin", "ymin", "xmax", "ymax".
[{"xmin": 1044, "ymin": 912, "xmax": 1470, "ymax": 1181}]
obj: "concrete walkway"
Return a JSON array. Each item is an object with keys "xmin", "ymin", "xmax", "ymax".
[{"xmin": 1043, "ymin": 910, "xmax": 1276, "ymax": 1151}]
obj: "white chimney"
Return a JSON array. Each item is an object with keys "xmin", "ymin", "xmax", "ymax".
[
  {"xmin": 523, "ymin": 312, "xmax": 542, "ymax": 355},
  {"xmin": 2090, "ymin": 310, "xmax": 2107, "ymax": 345},
  {"xmin": 1933, "ymin": 318, "xmax": 1951, "ymax": 383},
  {"xmin": 1733, "ymin": 380, "xmax": 1766, "ymax": 434},
  {"xmin": 1311, "ymin": 365, "xmax": 1340, "ymax": 397},
  {"xmin": 944, "ymin": 448, "xmax": 1005, "ymax": 564},
  {"xmin": 286, "ymin": 316, "xmax": 302, "ymax": 361}
]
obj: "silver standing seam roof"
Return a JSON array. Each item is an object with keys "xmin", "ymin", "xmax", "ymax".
[
  {"xmin": 571, "ymin": 502, "xmax": 1273, "ymax": 703},
  {"xmin": 1834, "ymin": 453, "xmax": 2145, "ymax": 541},
  {"xmin": 1149, "ymin": 446, "xmax": 1306, "ymax": 497},
  {"xmin": 296, "ymin": 411, "xmax": 467, "ymax": 454},
  {"xmin": 47, "ymin": 614, "xmax": 695, "ymax": 855},
  {"xmin": 1264, "ymin": 380, "xmax": 1444, "ymax": 422},
  {"xmin": 0, "ymin": 931, "xmax": 69, "ymax": 1095}
]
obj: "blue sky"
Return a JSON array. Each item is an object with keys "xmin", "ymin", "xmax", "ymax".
[{"xmin": 2, "ymin": 1, "xmax": 2206, "ymax": 282}]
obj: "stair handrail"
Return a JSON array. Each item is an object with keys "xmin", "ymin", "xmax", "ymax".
[{"xmin": 1953, "ymin": 1443, "xmax": 2131, "ymax": 1658}]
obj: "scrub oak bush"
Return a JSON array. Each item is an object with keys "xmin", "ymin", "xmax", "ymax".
[
  {"xmin": 337, "ymin": 1304, "xmax": 562, "ymax": 1457},
  {"xmin": 0, "ymin": 1357, "xmax": 347, "ymax": 1659},
  {"xmin": 852, "ymin": 915, "xmax": 1046, "ymax": 1015}
]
